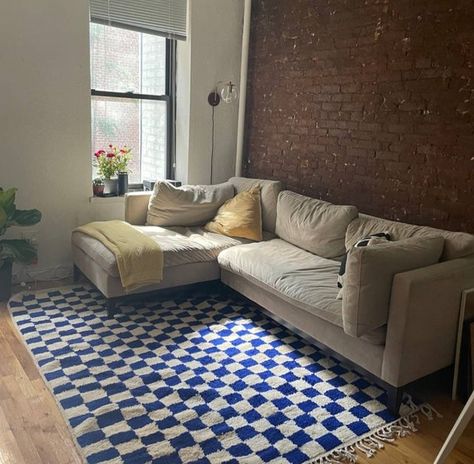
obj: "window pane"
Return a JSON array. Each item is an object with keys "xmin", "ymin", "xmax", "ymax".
[
  {"xmin": 90, "ymin": 23, "xmax": 166, "ymax": 95},
  {"xmin": 91, "ymin": 96, "xmax": 167, "ymax": 183},
  {"xmin": 142, "ymin": 33, "xmax": 167, "ymax": 95},
  {"xmin": 141, "ymin": 100, "xmax": 168, "ymax": 182}
]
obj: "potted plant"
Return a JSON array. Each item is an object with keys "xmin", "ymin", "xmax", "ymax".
[
  {"xmin": 93, "ymin": 145, "xmax": 132, "ymax": 195},
  {"xmin": 92, "ymin": 178, "xmax": 104, "ymax": 196},
  {"xmin": 94, "ymin": 145, "xmax": 118, "ymax": 195},
  {"xmin": 0, "ymin": 188, "xmax": 42, "ymax": 300}
]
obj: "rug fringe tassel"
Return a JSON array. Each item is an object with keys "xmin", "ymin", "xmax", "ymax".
[{"xmin": 308, "ymin": 398, "xmax": 442, "ymax": 464}]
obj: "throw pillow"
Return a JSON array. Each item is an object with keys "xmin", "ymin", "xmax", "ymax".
[
  {"xmin": 146, "ymin": 181, "xmax": 234, "ymax": 227},
  {"xmin": 337, "ymin": 232, "xmax": 391, "ymax": 299},
  {"xmin": 342, "ymin": 236, "xmax": 444, "ymax": 338},
  {"xmin": 205, "ymin": 186, "xmax": 263, "ymax": 241}
]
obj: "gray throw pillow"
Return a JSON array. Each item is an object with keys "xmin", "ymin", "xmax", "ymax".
[
  {"xmin": 146, "ymin": 181, "xmax": 234, "ymax": 227},
  {"xmin": 342, "ymin": 236, "xmax": 444, "ymax": 338},
  {"xmin": 337, "ymin": 232, "xmax": 391, "ymax": 299}
]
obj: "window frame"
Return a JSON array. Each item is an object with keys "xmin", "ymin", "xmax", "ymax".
[{"xmin": 90, "ymin": 35, "xmax": 176, "ymax": 184}]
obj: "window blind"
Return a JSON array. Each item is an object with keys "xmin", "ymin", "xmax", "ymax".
[{"xmin": 90, "ymin": 0, "xmax": 187, "ymax": 40}]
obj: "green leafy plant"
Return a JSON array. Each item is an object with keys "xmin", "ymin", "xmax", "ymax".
[{"xmin": 0, "ymin": 188, "xmax": 42, "ymax": 267}]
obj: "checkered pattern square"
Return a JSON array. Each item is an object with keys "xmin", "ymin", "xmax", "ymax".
[{"xmin": 9, "ymin": 286, "xmax": 396, "ymax": 464}]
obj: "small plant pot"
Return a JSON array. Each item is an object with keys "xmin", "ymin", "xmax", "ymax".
[
  {"xmin": 93, "ymin": 184, "xmax": 105, "ymax": 196},
  {"xmin": 0, "ymin": 260, "xmax": 13, "ymax": 301},
  {"xmin": 118, "ymin": 172, "xmax": 129, "ymax": 196},
  {"xmin": 103, "ymin": 178, "xmax": 118, "ymax": 195}
]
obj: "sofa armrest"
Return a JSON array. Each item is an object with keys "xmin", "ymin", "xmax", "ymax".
[
  {"xmin": 382, "ymin": 256, "xmax": 474, "ymax": 387},
  {"xmin": 124, "ymin": 192, "xmax": 152, "ymax": 225}
]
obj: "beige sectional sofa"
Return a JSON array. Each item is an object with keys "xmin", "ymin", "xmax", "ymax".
[{"xmin": 72, "ymin": 177, "xmax": 474, "ymax": 413}]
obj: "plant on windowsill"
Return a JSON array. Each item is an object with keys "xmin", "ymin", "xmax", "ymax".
[
  {"xmin": 92, "ymin": 178, "xmax": 105, "ymax": 197},
  {"xmin": 93, "ymin": 145, "xmax": 132, "ymax": 196},
  {"xmin": 0, "ymin": 188, "xmax": 42, "ymax": 301}
]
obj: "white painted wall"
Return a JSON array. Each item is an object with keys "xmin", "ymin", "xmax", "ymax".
[
  {"xmin": 176, "ymin": 0, "xmax": 244, "ymax": 185},
  {"xmin": 0, "ymin": 0, "xmax": 93, "ymax": 281},
  {"xmin": 175, "ymin": 19, "xmax": 192, "ymax": 185}
]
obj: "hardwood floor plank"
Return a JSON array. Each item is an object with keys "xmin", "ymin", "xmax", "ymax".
[
  {"xmin": 0, "ymin": 310, "xmax": 41, "ymax": 382},
  {"xmin": 0, "ymin": 407, "xmax": 30, "ymax": 464}
]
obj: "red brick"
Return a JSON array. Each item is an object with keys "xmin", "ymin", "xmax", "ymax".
[{"xmin": 245, "ymin": 0, "xmax": 474, "ymax": 232}]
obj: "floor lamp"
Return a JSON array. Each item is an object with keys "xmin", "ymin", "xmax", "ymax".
[{"xmin": 207, "ymin": 81, "xmax": 238, "ymax": 184}]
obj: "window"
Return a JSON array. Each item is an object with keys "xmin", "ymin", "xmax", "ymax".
[{"xmin": 90, "ymin": 23, "xmax": 175, "ymax": 184}]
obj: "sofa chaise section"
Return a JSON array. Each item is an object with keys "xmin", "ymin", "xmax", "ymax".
[
  {"xmin": 72, "ymin": 177, "xmax": 283, "ymax": 305},
  {"xmin": 72, "ymin": 226, "xmax": 248, "ymax": 299}
]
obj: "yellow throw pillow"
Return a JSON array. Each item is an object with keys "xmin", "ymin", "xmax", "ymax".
[{"xmin": 205, "ymin": 186, "xmax": 263, "ymax": 241}]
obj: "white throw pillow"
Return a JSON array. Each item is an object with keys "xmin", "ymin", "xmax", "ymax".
[{"xmin": 146, "ymin": 181, "xmax": 234, "ymax": 227}]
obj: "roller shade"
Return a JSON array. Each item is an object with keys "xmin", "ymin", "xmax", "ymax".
[{"xmin": 90, "ymin": 0, "xmax": 187, "ymax": 40}]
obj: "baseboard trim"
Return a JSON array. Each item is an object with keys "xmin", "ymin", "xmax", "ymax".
[{"xmin": 13, "ymin": 264, "xmax": 72, "ymax": 284}]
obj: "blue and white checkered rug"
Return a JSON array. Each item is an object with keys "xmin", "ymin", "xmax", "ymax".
[{"xmin": 9, "ymin": 285, "xmax": 425, "ymax": 464}]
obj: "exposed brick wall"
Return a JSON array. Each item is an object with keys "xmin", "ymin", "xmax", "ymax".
[{"xmin": 245, "ymin": 0, "xmax": 474, "ymax": 232}]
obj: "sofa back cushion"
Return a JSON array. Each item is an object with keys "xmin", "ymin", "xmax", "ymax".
[
  {"xmin": 146, "ymin": 181, "xmax": 234, "ymax": 227},
  {"xmin": 346, "ymin": 214, "xmax": 474, "ymax": 261},
  {"xmin": 342, "ymin": 236, "xmax": 444, "ymax": 338},
  {"xmin": 275, "ymin": 191, "xmax": 358, "ymax": 259},
  {"xmin": 228, "ymin": 177, "xmax": 282, "ymax": 233}
]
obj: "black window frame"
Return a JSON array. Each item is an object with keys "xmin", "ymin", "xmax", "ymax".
[{"xmin": 90, "ymin": 35, "xmax": 176, "ymax": 184}]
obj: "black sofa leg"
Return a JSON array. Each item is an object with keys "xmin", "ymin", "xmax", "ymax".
[
  {"xmin": 73, "ymin": 264, "xmax": 81, "ymax": 283},
  {"xmin": 387, "ymin": 386, "xmax": 403, "ymax": 415},
  {"xmin": 106, "ymin": 299, "xmax": 118, "ymax": 318}
]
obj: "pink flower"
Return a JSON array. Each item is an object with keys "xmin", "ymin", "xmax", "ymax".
[{"xmin": 107, "ymin": 153, "xmax": 115, "ymax": 158}]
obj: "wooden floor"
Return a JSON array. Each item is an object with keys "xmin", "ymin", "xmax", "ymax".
[{"xmin": 0, "ymin": 281, "xmax": 473, "ymax": 464}]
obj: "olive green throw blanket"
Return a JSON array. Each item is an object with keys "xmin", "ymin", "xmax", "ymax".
[{"xmin": 75, "ymin": 220, "xmax": 163, "ymax": 291}]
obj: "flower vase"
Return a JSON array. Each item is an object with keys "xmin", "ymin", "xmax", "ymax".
[
  {"xmin": 103, "ymin": 178, "xmax": 118, "ymax": 195},
  {"xmin": 118, "ymin": 172, "xmax": 129, "ymax": 196}
]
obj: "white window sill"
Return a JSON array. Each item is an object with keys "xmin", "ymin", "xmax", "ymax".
[{"xmin": 89, "ymin": 196, "xmax": 125, "ymax": 204}]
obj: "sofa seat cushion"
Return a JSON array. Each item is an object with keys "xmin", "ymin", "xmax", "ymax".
[
  {"xmin": 72, "ymin": 226, "xmax": 250, "ymax": 278},
  {"xmin": 218, "ymin": 239, "xmax": 387, "ymax": 345},
  {"xmin": 218, "ymin": 239, "xmax": 344, "ymax": 324}
]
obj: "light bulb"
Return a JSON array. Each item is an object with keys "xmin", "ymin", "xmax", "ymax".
[{"xmin": 221, "ymin": 81, "xmax": 238, "ymax": 103}]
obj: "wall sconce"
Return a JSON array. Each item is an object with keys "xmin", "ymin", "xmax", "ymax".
[
  {"xmin": 208, "ymin": 81, "xmax": 238, "ymax": 107},
  {"xmin": 207, "ymin": 81, "xmax": 238, "ymax": 184}
]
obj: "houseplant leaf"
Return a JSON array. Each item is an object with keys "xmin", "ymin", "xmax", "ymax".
[
  {"xmin": 0, "ymin": 188, "xmax": 17, "ymax": 220},
  {"xmin": 0, "ymin": 207, "xmax": 7, "ymax": 235},
  {"xmin": 0, "ymin": 239, "xmax": 37, "ymax": 264},
  {"xmin": 12, "ymin": 209, "xmax": 42, "ymax": 227}
]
